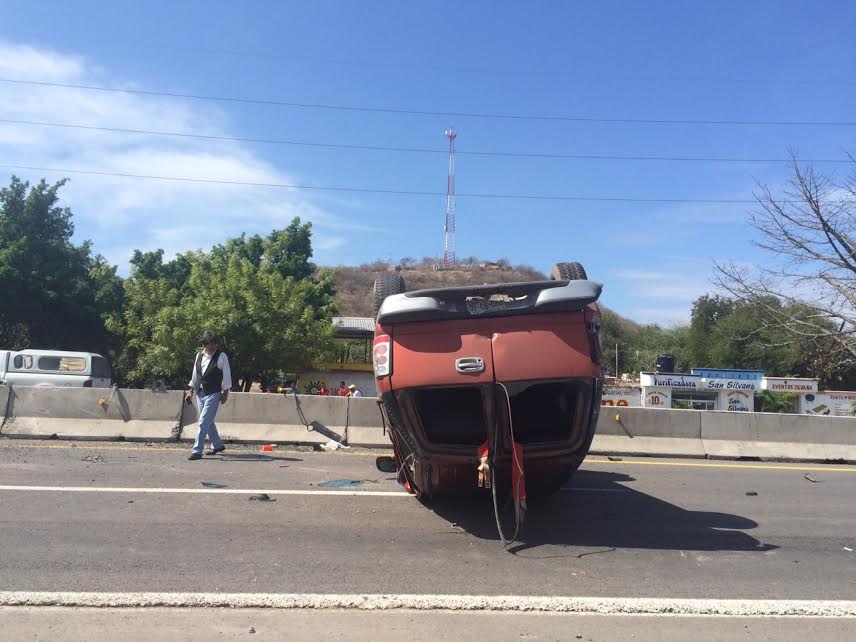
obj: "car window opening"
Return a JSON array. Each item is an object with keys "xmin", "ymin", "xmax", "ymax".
[
  {"xmin": 411, "ymin": 387, "xmax": 488, "ymax": 446},
  {"xmin": 504, "ymin": 380, "xmax": 589, "ymax": 444}
]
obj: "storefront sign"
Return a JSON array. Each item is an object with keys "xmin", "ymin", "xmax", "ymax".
[
  {"xmin": 640, "ymin": 373, "xmax": 701, "ymax": 389},
  {"xmin": 601, "ymin": 386, "xmax": 641, "ymax": 407},
  {"xmin": 802, "ymin": 391, "xmax": 856, "ymax": 417},
  {"xmin": 703, "ymin": 378, "xmax": 759, "ymax": 391},
  {"xmin": 643, "ymin": 389, "xmax": 671, "ymax": 409},
  {"xmin": 761, "ymin": 378, "xmax": 818, "ymax": 393},
  {"xmin": 724, "ymin": 389, "xmax": 753, "ymax": 412}
]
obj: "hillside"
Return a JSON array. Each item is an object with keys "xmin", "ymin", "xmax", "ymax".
[{"xmin": 329, "ymin": 259, "xmax": 547, "ymax": 317}]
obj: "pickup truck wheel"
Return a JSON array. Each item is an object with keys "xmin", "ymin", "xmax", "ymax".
[
  {"xmin": 372, "ymin": 273, "xmax": 406, "ymax": 316},
  {"xmin": 550, "ymin": 262, "xmax": 587, "ymax": 281}
]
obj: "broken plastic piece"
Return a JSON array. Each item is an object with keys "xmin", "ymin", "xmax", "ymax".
[
  {"xmin": 477, "ymin": 440, "xmax": 490, "ymax": 488},
  {"xmin": 249, "ymin": 494, "xmax": 275, "ymax": 502},
  {"xmin": 319, "ymin": 440, "xmax": 350, "ymax": 451},
  {"xmin": 261, "ymin": 444, "xmax": 276, "ymax": 452}
]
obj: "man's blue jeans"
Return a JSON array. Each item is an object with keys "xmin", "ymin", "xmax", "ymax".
[{"xmin": 192, "ymin": 392, "xmax": 224, "ymax": 454}]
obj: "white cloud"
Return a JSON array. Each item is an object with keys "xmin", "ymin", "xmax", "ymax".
[
  {"xmin": 613, "ymin": 269, "xmax": 714, "ymax": 300},
  {"xmin": 610, "ymin": 262, "xmax": 729, "ymax": 325},
  {"xmin": 627, "ymin": 306, "xmax": 693, "ymax": 326},
  {"xmin": 0, "ymin": 39, "xmax": 352, "ymax": 272}
]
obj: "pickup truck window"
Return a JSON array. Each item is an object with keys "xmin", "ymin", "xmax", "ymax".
[
  {"xmin": 91, "ymin": 356, "xmax": 111, "ymax": 379},
  {"xmin": 13, "ymin": 355, "xmax": 33, "ymax": 369},
  {"xmin": 38, "ymin": 356, "xmax": 87, "ymax": 372}
]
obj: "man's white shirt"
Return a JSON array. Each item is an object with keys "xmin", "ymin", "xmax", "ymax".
[{"xmin": 188, "ymin": 351, "xmax": 232, "ymax": 392}]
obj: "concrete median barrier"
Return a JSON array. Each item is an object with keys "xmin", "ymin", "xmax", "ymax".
[
  {"xmin": 0, "ymin": 385, "xmax": 11, "ymax": 428},
  {"xmin": 592, "ymin": 406, "xmax": 705, "ymax": 458},
  {"xmin": 0, "ymin": 386, "xmax": 183, "ymax": 441},
  {"xmin": 179, "ymin": 393, "xmax": 390, "ymax": 447},
  {"xmin": 701, "ymin": 411, "xmax": 856, "ymax": 462},
  {"xmin": 3, "ymin": 385, "xmax": 855, "ymax": 463}
]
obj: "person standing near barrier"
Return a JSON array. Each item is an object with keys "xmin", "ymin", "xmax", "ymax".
[{"xmin": 185, "ymin": 331, "xmax": 232, "ymax": 460}]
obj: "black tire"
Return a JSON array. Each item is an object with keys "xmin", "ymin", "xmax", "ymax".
[
  {"xmin": 372, "ymin": 273, "xmax": 406, "ymax": 316},
  {"xmin": 550, "ymin": 261, "xmax": 588, "ymax": 281}
]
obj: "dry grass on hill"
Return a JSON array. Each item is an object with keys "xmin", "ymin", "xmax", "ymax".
[{"xmin": 328, "ymin": 259, "xmax": 547, "ymax": 317}]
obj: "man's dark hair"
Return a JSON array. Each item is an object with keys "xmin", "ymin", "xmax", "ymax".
[{"xmin": 200, "ymin": 331, "xmax": 219, "ymax": 346}]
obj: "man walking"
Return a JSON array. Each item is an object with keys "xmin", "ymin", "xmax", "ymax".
[{"xmin": 185, "ymin": 331, "xmax": 232, "ymax": 460}]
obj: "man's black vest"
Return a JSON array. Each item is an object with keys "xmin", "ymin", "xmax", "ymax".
[{"xmin": 196, "ymin": 350, "xmax": 223, "ymax": 396}]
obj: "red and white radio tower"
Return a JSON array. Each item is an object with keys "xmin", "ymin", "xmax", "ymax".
[{"xmin": 443, "ymin": 128, "xmax": 457, "ymax": 267}]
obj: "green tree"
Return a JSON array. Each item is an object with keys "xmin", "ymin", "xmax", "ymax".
[
  {"xmin": 0, "ymin": 176, "xmax": 117, "ymax": 352},
  {"xmin": 118, "ymin": 219, "xmax": 336, "ymax": 389},
  {"xmin": 687, "ymin": 295, "xmax": 737, "ymax": 366}
]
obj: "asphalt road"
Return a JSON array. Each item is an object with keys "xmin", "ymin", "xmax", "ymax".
[{"xmin": 1, "ymin": 438, "xmax": 855, "ymax": 638}]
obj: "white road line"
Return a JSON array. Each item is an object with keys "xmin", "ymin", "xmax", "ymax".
[
  {"xmin": 1, "ymin": 592, "xmax": 855, "ymax": 616},
  {"xmin": 0, "ymin": 485, "xmax": 410, "ymax": 497}
]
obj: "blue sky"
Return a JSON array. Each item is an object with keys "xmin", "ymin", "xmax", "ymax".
[{"xmin": 2, "ymin": 1, "xmax": 855, "ymax": 324}]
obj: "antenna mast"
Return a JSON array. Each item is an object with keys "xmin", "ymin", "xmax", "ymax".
[{"xmin": 443, "ymin": 128, "xmax": 457, "ymax": 267}]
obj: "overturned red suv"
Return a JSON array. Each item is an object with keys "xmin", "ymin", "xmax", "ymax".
[{"xmin": 372, "ymin": 262, "xmax": 604, "ymax": 513}]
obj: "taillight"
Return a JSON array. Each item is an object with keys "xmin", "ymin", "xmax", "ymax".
[
  {"xmin": 373, "ymin": 334, "xmax": 391, "ymax": 378},
  {"xmin": 83, "ymin": 379, "xmax": 93, "ymax": 388}
]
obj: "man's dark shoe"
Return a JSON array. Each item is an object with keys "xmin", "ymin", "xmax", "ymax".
[
  {"xmin": 188, "ymin": 452, "xmax": 203, "ymax": 460},
  {"xmin": 207, "ymin": 446, "xmax": 226, "ymax": 456}
]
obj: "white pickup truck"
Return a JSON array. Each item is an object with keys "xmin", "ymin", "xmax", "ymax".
[{"xmin": 0, "ymin": 349, "xmax": 112, "ymax": 388}]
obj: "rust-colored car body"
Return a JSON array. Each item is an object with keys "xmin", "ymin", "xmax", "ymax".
[{"xmin": 373, "ymin": 279, "xmax": 604, "ymax": 498}]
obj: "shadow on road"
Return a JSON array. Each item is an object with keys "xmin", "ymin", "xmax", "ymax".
[{"xmin": 427, "ymin": 469, "xmax": 777, "ymax": 554}]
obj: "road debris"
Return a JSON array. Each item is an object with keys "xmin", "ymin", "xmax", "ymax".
[
  {"xmin": 200, "ymin": 481, "xmax": 227, "ymax": 488},
  {"xmin": 319, "ymin": 440, "xmax": 350, "ymax": 451},
  {"xmin": 375, "ymin": 456, "xmax": 397, "ymax": 473},
  {"xmin": 607, "ymin": 456, "xmax": 623, "ymax": 462},
  {"xmin": 844, "ymin": 546, "xmax": 853, "ymax": 552},
  {"xmin": 804, "ymin": 474, "xmax": 820, "ymax": 483},
  {"xmin": 249, "ymin": 494, "xmax": 275, "ymax": 502},
  {"xmin": 746, "ymin": 491, "xmax": 758, "ymax": 496},
  {"xmin": 249, "ymin": 627, "xmax": 256, "ymax": 634},
  {"xmin": 81, "ymin": 455, "xmax": 104, "ymax": 463},
  {"xmin": 319, "ymin": 479, "xmax": 363, "ymax": 489}
]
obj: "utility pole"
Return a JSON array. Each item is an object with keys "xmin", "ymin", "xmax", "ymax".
[
  {"xmin": 443, "ymin": 128, "xmax": 457, "ymax": 267},
  {"xmin": 615, "ymin": 343, "xmax": 619, "ymax": 380}
]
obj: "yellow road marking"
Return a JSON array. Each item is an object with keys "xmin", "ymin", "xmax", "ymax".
[
  {"xmin": 585, "ymin": 458, "xmax": 856, "ymax": 473},
  {"xmin": 0, "ymin": 441, "xmax": 392, "ymax": 458},
  {"xmin": 2, "ymin": 441, "xmax": 854, "ymax": 472}
]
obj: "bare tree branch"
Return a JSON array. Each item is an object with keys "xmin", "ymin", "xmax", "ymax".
[{"xmin": 713, "ymin": 154, "xmax": 856, "ymax": 372}]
